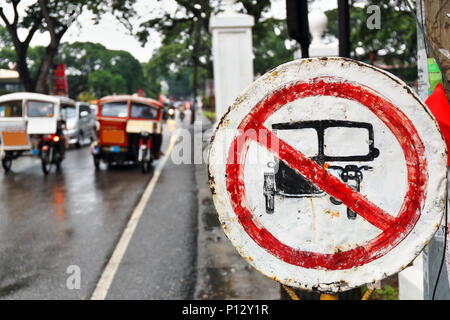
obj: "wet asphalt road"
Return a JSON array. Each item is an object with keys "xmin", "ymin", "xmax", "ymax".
[{"xmin": 0, "ymin": 117, "xmax": 198, "ymax": 299}]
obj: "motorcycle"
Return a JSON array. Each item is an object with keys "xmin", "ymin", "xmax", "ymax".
[{"xmin": 40, "ymin": 133, "xmax": 66, "ymax": 175}]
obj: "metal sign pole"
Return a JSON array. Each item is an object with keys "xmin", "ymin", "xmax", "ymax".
[
  {"xmin": 416, "ymin": 0, "xmax": 450, "ymax": 300},
  {"xmin": 337, "ymin": 0, "xmax": 351, "ymax": 58}
]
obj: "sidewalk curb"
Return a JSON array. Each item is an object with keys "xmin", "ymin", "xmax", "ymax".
[{"xmin": 193, "ymin": 114, "xmax": 280, "ymax": 300}]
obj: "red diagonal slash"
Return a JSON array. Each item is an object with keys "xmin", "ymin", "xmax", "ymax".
[
  {"xmin": 252, "ymin": 125, "xmax": 396, "ymax": 231},
  {"xmin": 223, "ymin": 78, "xmax": 428, "ymax": 269}
]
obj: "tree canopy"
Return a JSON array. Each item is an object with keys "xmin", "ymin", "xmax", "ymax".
[
  {"xmin": 0, "ymin": 0, "xmax": 136, "ymax": 93},
  {"xmin": 56, "ymin": 42, "xmax": 144, "ymax": 98},
  {"xmin": 138, "ymin": 0, "xmax": 296, "ymax": 101},
  {"xmin": 0, "ymin": 37, "xmax": 146, "ymax": 99},
  {"xmin": 325, "ymin": 0, "xmax": 417, "ymax": 80},
  {"xmin": 0, "ymin": 0, "xmax": 420, "ymax": 101}
]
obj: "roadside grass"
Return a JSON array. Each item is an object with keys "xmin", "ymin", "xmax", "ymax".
[{"xmin": 364, "ymin": 285, "xmax": 399, "ymax": 300}]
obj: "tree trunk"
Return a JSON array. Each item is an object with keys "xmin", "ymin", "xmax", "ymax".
[
  {"xmin": 192, "ymin": 57, "xmax": 198, "ymax": 124},
  {"xmin": 70, "ymin": 76, "xmax": 88, "ymax": 100},
  {"xmin": 424, "ymin": 0, "xmax": 450, "ymax": 100},
  {"xmin": 191, "ymin": 21, "xmax": 202, "ymax": 125},
  {"xmin": 15, "ymin": 45, "xmax": 34, "ymax": 92},
  {"xmin": 34, "ymin": 46, "xmax": 58, "ymax": 94}
]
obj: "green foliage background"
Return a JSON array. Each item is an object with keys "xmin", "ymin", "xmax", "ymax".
[
  {"xmin": 325, "ymin": 0, "xmax": 417, "ymax": 81},
  {"xmin": 0, "ymin": 0, "xmax": 419, "ymax": 100}
]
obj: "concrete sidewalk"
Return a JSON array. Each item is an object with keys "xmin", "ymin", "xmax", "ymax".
[{"xmin": 193, "ymin": 115, "xmax": 280, "ymax": 300}]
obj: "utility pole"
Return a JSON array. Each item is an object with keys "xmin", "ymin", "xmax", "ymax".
[
  {"xmin": 337, "ymin": 0, "xmax": 351, "ymax": 58},
  {"xmin": 421, "ymin": 0, "xmax": 450, "ymax": 300},
  {"xmin": 286, "ymin": 0, "xmax": 311, "ymax": 58},
  {"xmin": 423, "ymin": 0, "xmax": 450, "ymax": 100}
]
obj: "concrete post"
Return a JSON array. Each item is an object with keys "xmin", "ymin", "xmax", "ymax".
[
  {"xmin": 209, "ymin": 0, "xmax": 254, "ymax": 123},
  {"xmin": 294, "ymin": 9, "xmax": 338, "ymax": 59}
]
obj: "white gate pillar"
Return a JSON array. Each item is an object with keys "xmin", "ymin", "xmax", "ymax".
[{"xmin": 210, "ymin": 1, "xmax": 254, "ymax": 123}]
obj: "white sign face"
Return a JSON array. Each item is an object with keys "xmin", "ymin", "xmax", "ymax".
[{"xmin": 208, "ymin": 58, "xmax": 447, "ymax": 293}]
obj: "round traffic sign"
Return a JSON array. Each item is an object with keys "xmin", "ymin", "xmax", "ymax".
[{"xmin": 208, "ymin": 58, "xmax": 447, "ymax": 293}]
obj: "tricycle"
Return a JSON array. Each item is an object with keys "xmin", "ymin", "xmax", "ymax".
[
  {"xmin": 91, "ymin": 95, "xmax": 164, "ymax": 173},
  {"xmin": 0, "ymin": 92, "xmax": 71, "ymax": 174}
]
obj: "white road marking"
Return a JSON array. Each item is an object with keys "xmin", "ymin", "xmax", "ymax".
[{"xmin": 90, "ymin": 130, "xmax": 180, "ymax": 300}]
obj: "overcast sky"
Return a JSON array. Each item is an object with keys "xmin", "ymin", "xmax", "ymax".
[{"xmin": 1, "ymin": 0, "xmax": 336, "ymax": 63}]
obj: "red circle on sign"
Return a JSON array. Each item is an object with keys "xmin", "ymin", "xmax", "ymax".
[{"xmin": 225, "ymin": 77, "xmax": 428, "ymax": 270}]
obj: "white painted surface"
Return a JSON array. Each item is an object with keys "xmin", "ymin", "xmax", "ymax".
[
  {"xmin": 210, "ymin": 9, "xmax": 254, "ymax": 123},
  {"xmin": 244, "ymin": 96, "xmax": 406, "ymax": 251},
  {"xmin": 27, "ymin": 118, "xmax": 57, "ymax": 135},
  {"xmin": 416, "ymin": 0, "xmax": 429, "ymax": 100},
  {"xmin": 399, "ymin": 253, "xmax": 424, "ymax": 300},
  {"xmin": 0, "ymin": 92, "xmax": 62, "ymax": 135},
  {"xmin": 208, "ymin": 58, "xmax": 447, "ymax": 293},
  {"xmin": 294, "ymin": 9, "xmax": 338, "ymax": 59}
]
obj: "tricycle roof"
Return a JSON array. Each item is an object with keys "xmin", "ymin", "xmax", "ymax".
[
  {"xmin": 0, "ymin": 92, "xmax": 61, "ymax": 104},
  {"xmin": 0, "ymin": 92, "xmax": 76, "ymax": 106},
  {"xmin": 98, "ymin": 95, "xmax": 163, "ymax": 109},
  {"xmin": 51, "ymin": 95, "xmax": 76, "ymax": 106}
]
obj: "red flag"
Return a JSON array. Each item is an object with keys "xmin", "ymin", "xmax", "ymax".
[{"xmin": 425, "ymin": 83, "xmax": 450, "ymax": 165}]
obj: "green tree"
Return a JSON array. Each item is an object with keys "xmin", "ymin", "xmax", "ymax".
[
  {"xmin": 0, "ymin": 24, "xmax": 12, "ymax": 48},
  {"xmin": 57, "ymin": 42, "xmax": 144, "ymax": 98},
  {"xmin": 142, "ymin": 42, "xmax": 193, "ymax": 99},
  {"xmin": 0, "ymin": 25, "xmax": 15, "ymax": 69},
  {"xmin": 57, "ymin": 42, "xmax": 111, "ymax": 98},
  {"xmin": 239, "ymin": 0, "xmax": 296, "ymax": 75},
  {"xmin": 325, "ymin": 0, "xmax": 417, "ymax": 80},
  {"xmin": 138, "ymin": 1, "xmax": 294, "ymax": 101},
  {"xmin": 88, "ymin": 70, "xmax": 127, "ymax": 97},
  {"xmin": 78, "ymin": 91, "xmax": 97, "ymax": 102},
  {"xmin": 138, "ymin": 0, "xmax": 216, "ymax": 108},
  {"xmin": 0, "ymin": 0, "xmax": 136, "ymax": 93},
  {"xmin": 253, "ymin": 18, "xmax": 296, "ymax": 75},
  {"xmin": 142, "ymin": 60, "xmax": 162, "ymax": 98},
  {"xmin": 109, "ymin": 50, "xmax": 144, "ymax": 94}
]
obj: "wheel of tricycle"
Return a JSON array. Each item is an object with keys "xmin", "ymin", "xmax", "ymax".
[
  {"xmin": 41, "ymin": 149, "xmax": 52, "ymax": 175},
  {"xmin": 55, "ymin": 158, "xmax": 62, "ymax": 171},
  {"xmin": 264, "ymin": 191, "xmax": 275, "ymax": 214},
  {"xmin": 93, "ymin": 155, "xmax": 100, "ymax": 170},
  {"xmin": 75, "ymin": 133, "xmax": 82, "ymax": 149},
  {"xmin": 140, "ymin": 160, "xmax": 152, "ymax": 173},
  {"xmin": 41, "ymin": 158, "xmax": 51, "ymax": 175},
  {"xmin": 2, "ymin": 157, "xmax": 12, "ymax": 173}
]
